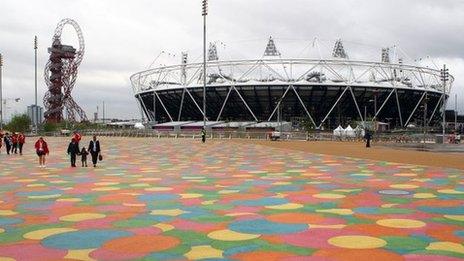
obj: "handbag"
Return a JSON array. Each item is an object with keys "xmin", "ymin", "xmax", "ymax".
[{"xmin": 98, "ymin": 154, "xmax": 103, "ymax": 161}]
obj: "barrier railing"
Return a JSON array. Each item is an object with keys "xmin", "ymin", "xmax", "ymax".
[{"xmin": 35, "ymin": 129, "xmax": 445, "ymax": 144}]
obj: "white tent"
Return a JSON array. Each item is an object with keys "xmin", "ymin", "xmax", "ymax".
[
  {"xmin": 134, "ymin": 122, "xmax": 145, "ymax": 129},
  {"xmin": 333, "ymin": 125, "xmax": 344, "ymax": 136},
  {"xmin": 344, "ymin": 125, "xmax": 356, "ymax": 138}
]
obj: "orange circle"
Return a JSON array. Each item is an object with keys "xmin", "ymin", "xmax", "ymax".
[
  {"xmin": 102, "ymin": 235, "xmax": 180, "ymax": 254},
  {"xmin": 267, "ymin": 213, "xmax": 326, "ymax": 224},
  {"xmin": 314, "ymin": 248, "xmax": 403, "ymax": 261}
]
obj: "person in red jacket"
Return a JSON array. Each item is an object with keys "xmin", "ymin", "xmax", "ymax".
[
  {"xmin": 34, "ymin": 137, "xmax": 49, "ymax": 168},
  {"xmin": 11, "ymin": 133, "xmax": 18, "ymax": 154},
  {"xmin": 18, "ymin": 133, "xmax": 26, "ymax": 155},
  {"xmin": 73, "ymin": 131, "xmax": 82, "ymax": 145}
]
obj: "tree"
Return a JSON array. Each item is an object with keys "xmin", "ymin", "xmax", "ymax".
[
  {"xmin": 42, "ymin": 122, "xmax": 58, "ymax": 132},
  {"xmin": 6, "ymin": 114, "xmax": 31, "ymax": 133}
]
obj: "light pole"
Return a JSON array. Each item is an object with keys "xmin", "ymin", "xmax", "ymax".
[
  {"xmin": 278, "ymin": 101, "xmax": 282, "ymax": 134},
  {"xmin": 368, "ymin": 99, "xmax": 375, "ymax": 130},
  {"xmin": 364, "ymin": 105, "xmax": 367, "ymax": 128},
  {"xmin": 422, "ymin": 93, "xmax": 428, "ymax": 148},
  {"xmin": 202, "ymin": 0, "xmax": 208, "ymax": 135},
  {"xmin": 455, "ymin": 94, "xmax": 457, "ymax": 132},
  {"xmin": 34, "ymin": 36, "xmax": 38, "ymax": 133},
  {"xmin": 441, "ymin": 64, "xmax": 449, "ymax": 144},
  {"xmin": 0, "ymin": 53, "xmax": 3, "ymax": 130}
]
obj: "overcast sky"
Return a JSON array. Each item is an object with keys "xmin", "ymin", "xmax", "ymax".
[{"xmin": 1, "ymin": 0, "xmax": 463, "ymax": 120}]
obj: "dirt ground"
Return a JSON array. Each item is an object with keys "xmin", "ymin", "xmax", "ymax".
[{"xmin": 234, "ymin": 140, "xmax": 464, "ymax": 170}]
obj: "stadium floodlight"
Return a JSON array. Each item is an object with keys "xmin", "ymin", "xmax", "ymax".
[
  {"xmin": 332, "ymin": 39, "xmax": 348, "ymax": 59},
  {"xmin": 202, "ymin": 0, "xmax": 208, "ymax": 16},
  {"xmin": 264, "ymin": 37, "xmax": 281, "ymax": 57},
  {"xmin": 34, "ymin": 36, "xmax": 38, "ymax": 133},
  {"xmin": 381, "ymin": 48, "xmax": 390, "ymax": 63},
  {"xmin": 202, "ymin": 0, "xmax": 208, "ymax": 136},
  {"xmin": 208, "ymin": 42, "xmax": 218, "ymax": 61},
  {"xmin": 441, "ymin": 64, "xmax": 449, "ymax": 144}
]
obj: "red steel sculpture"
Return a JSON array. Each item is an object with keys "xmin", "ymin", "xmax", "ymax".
[{"xmin": 44, "ymin": 18, "xmax": 87, "ymax": 123}]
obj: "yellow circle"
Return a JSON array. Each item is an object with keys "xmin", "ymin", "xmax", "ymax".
[
  {"xmin": 328, "ymin": 235, "xmax": 386, "ymax": 249},
  {"xmin": 60, "ymin": 213, "xmax": 106, "ymax": 222},
  {"xmin": 180, "ymin": 193, "xmax": 203, "ymax": 199},
  {"xmin": 23, "ymin": 228, "xmax": 77, "ymax": 240},
  {"xmin": 444, "ymin": 215, "xmax": 464, "ymax": 221},
  {"xmin": 389, "ymin": 184, "xmax": 418, "ymax": 189},
  {"xmin": 0, "ymin": 210, "xmax": 18, "ymax": 216},
  {"xmin": 265, "ymin": 203, "xmax": 303, "ymax": 210},
  {"xmin": 91, "ymin": 186, "xmax": 120, "ymax": 191},
  {"xmin": 413, "ymin": 193, "xmax": 436, "ymax": 199},
  {"xmin": 15, "ymin": 179, "xmax": 37, "ymax": 183},
  {"xmin": 313, "ymin": 193, "xmax": 345, "ymax": 199},
  {"xmin": 207, "ymin": 229, "xmax": 260, "ymax": 241},
  {"xmin": 56, "ymin": 198, "xmax": 82, "ymax": 202},
  {"xmin": 27, "ymin": 184, "xmax": 46, "ymax": 187},
  {"xmin": 437, "ymin": 189, "xmax": 464, "ymax": 194},
  {"xmin": 95, "ymin": 182, "xmax": 119, "ymax": 186},
  {"xmin": 0, "ymin": 228, "xmax": 5, "ymax": 233},
  {"xmin": 28, "ymin": 194, "xmax": 61, "ymax": 199},
  {"xmin": 426, "ymin": 242, "xmax": 464, "ymax": 254},
  {"xmin": 233, "ymin": 174, "xmax": 253, "ymax": 178},
  {"xmin": 394, "ymin": 173, "xmax": 417, "ymax": 177},
  {"xmin": 376, "ymin": 219, "xmax": 426, "ymax": 228}
]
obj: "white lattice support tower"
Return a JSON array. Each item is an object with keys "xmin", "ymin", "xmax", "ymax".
[{"xmin": 264, "ymin": 36, "xmax": 281, "ymax": 57}]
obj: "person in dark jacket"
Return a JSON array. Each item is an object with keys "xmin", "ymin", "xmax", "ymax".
[
  {"xmin": 67, "ymin": 138, "xmax": 80, "ymax": 167},
  {"xmin": 364, "ymin": 130, "xmax": 372, "ymax": 148},
  {"xmin": 80, "ymin": 147, "xmax": 89, "ymax": 167},
  {"xmin": 201, "ymin": 128, "xmax": 206, "ymax": 143},
  {"xmin": 88, "ymin": 135, "xmax": 101, "ymax": 167},
  {"xmin": 3, "ymin": 133, "xmax": 12, "ymax": 155}
]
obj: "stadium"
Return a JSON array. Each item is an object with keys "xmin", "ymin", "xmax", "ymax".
[{"xmin": 130, "ymin": 38, "xmax": 453, "ymax": 130}]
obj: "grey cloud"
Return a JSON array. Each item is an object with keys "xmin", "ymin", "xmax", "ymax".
[{"xmin": 0, "ymin": 0, "xmax": 463, "ymax": 120}]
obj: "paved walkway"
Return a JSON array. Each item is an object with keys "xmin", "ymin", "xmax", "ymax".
[{"xmin": 0, "ymin": 137, "xmax": 463, "ymax": 260}]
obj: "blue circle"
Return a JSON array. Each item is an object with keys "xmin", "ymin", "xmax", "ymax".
[
  {"xmin": 232, "ymin": 198, "xmax": 288, "ymax": 206},
  {"xmin": 42, "ymin": 229, "xmax": 132, "ymax": 249},
  {"xmin": 0, "ymin": 218, "xmax": 23, "ymax": 226},
  {"xmin": 230, "ymin": 219, "xmax": 307, "ymax": 234},
  {"xmin": 138, "ymin": 194, "xmax": 179, "ymax": 201}
]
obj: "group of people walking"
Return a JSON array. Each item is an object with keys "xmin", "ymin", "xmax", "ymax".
[
  {"xmin": 0, "ymin": 130, "xmax": 102, "ymax": 168},
  {"xmin": 1, "ymin": 132, "xmax": 26, "ymax": 155},
  {"xmin": 66, "ymin": 133, "xmax": 102, "ymax": 168}
]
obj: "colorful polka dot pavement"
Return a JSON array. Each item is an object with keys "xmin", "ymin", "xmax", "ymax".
[{"xmin": 0, "ymin": 137, "xmax": 463, "ymax": 261}]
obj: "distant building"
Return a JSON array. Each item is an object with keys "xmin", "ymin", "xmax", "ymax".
[{"xmin": 27, "ymin": 105, "xmax": 44, "ymax": 126}]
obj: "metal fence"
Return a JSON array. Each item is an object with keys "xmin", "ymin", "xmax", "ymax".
[{"xmin": 37, "ymin": 129, "xmax": 444, "ymax": 144}]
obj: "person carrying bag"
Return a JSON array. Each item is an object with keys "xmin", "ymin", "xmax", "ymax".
[{"xmin": 88, "ymin": 135, "xmax": 101, "ymax": 167}]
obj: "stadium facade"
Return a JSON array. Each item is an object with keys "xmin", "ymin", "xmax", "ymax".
[{"xmin": 130, "ymin": 38, "xmax": 453, "ymax": 129}]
